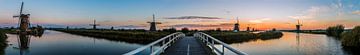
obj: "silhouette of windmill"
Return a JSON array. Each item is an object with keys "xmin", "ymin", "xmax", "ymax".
[
  {"xmin": 233, "ymin": 17, "xmax": 240, "ymax": 32},
  {"xmin": 13, "ymin": 2, "xmax": 31, "ymax": 32},
  {"xmin": 89, "ymin": 19, "xmax": 100, "ymax": 29},
  {"xmin": 147, "ymin": 14, "xmax": 161, "ymax": 31},
  {"xmin": 296, "ymin": 19, "xmax": 303, "ymax": 33}
]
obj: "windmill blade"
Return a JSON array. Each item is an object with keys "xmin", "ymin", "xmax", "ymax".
[{"xmin": 13, "ymin": 15, "xmax": 20, "ymax": 18}]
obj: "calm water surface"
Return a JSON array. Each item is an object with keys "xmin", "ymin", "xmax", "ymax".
[
  {"xmin": 4, "ymin": 31, "xmax": 350, "ymax": 55},
  {"xmin": 224, "ymin": 32, "xmax": 348, "ymax": 55},
  {"xmin": 5, "ymin": 30, "xmax": 147, "ymax": 55}
]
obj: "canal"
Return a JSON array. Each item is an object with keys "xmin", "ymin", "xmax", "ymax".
[
  {"xmin": 224, "ymin": 32, "xmax": 348, "ymax": 55},
  {"xmin": 3, "ymin": 31, "xmax": 351, "ymax": 55},
  {"xmin": 5, "ymin": 30, "xmax": 147, "ymax": 55}
]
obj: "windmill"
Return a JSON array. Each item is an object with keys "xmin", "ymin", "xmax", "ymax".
[
  {"xmin": 233, "ymin": 17, "xmax": 240, "ymax": 32},
  {"xmin": 147, "ymin": 14, "xmax": 161, "ymax": 31},
  {"xmin": 89, "ymin": 19, "xmax": 100, "ymax": 29},
  {"xmin": 296, "ymin": 19, "xmax": 303, "ymax": 33},
  {"xmin": 13, "ymin": 2, "xmax": 31, "ymax": 32},
  {"xmin": 12, "ymin": 2, "xmax": 32, "ymax": 50},
  {"xmin": 246, "ymin": 24, "xmax": 255, "ymax": 32}
]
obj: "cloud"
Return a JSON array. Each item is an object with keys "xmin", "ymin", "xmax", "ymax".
[
  {"xmin": 117, "ymin": 25, "xmax": 146, "ymax": 28},
  {"xmin": 249, "ymin": 18, "xmax": 271, "ymax": 23},
  {"xmin": 164, "ymin": 23, "xmax": 233, "ymax": 28},
  {"xmin": 352, "ymin": 10, "xmax": 360, "ymax": 15},
  {"xmin": 165, "ymin": 16, "xmax": 222, "ymax": 19},
  {"xmin": 288, "ymin": 6, "xmax": 329, "ymax": 19}
]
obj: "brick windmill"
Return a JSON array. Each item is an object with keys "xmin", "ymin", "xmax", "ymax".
[
  {"xmin": 147, "ymin": 14, "xmax": 161, "ymax": 31},
  {"xmin": 13, "ymin": 2, "xmax": 31, "ymax": 33},
  {"xmin": 296, "ymin": 19, "xmax": 303, "ymax": 33}
]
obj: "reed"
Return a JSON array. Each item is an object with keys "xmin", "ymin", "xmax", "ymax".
[
  {"xmin": 204, "ymin": 31, "xmax": 283, "ymax": 44},
  {"xmin": 55, "ymin": 29, "xmax": 171, "ymax": 44}
]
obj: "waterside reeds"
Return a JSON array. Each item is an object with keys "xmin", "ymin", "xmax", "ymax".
[
  {"xmin": 54, "ymin": 29, "xmax": 171, "ymax": 44},
  {"xmin": 204, "ymin": 31, "xmax": 283, "ymax": 44}
]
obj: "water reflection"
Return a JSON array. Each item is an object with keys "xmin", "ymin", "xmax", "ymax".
[
  {"xmin": 5, "ymin": 30, "xmax": 145, "ymax": 55},
  {"xmin": 16, "ymin": 34, "xmax": 31, "ymax": 55},
  {"xmin": 225, "ymin": 32, "xmax": 348, "ymax": 55}
]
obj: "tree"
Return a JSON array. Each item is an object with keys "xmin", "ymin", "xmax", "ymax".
[
  {"xmin": 181, "ymin": 27, "xmax": 189, "ymax": 33},
  {"xmin": 216, "ymin": 28, "xmax": 221, "ymax": 32}
]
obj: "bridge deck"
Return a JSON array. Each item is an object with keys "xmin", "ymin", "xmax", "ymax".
[{"xmin": 162, "ymin": 36, "xmax": 212, "ymax": 55}]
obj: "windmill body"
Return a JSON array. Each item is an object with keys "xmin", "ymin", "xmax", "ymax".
[
  {"xmin": 148, "ymin": 14, "xmax": 161, "ymax": 31},
  {"xmin": 233, "ymin": 17, "xmax": 240, "ymax": 32},
  {"xmin": 89, "ymin": 20, "xmax": 100, "ymax": 29},
  {"xmin": 296, "ymin": 20, "xmax": 302, "ymax": 33}
]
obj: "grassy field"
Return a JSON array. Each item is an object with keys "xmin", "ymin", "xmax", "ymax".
[
  {"xmin": 54, "ymin": 29, "xmax": 171, "ymax": 44},
  {"xmin": 55, "ymin": 29, "xmax": 284, "ymax": 44},
  {"xmin": 204, "ymin": 31, "xmax": 283, "ymax": 44}
]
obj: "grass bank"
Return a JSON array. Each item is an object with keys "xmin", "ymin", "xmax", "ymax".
[
  {"xmin": 0, "ymin": 29, "xmax": 9, "ymax": 55},
  {"xmin": 204, "ymin": 31, "xmax": 283, "ymax": 44},
  {"xmin": 340, "ymin": 26, "xmax": 360, "ymax": 54},
  {"xmin": 54, "ymin": 29, "xmax": 171, "ymax": 44}
]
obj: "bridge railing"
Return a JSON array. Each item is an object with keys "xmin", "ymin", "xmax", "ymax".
[
  {"xmin": 194, "ymin": 32, "xmax": 247, "ymax": 55},
  {"xmin": 124, "ymin": 32, "xmax": 185, "ymax": 55}
]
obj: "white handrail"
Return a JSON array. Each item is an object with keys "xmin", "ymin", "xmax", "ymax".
[
  {"xmin": 194, "ymin": 32, "xmax": 247, "ymax": 55},
  {"xmin": 124, "ymin": 32, "xmax": 185, "ymax": 55}
]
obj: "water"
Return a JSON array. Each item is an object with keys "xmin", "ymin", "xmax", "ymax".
[
  {"xmin": 3, "ymin": 31, "xmax": 350, "ymax": 55},
  {"xmin": 5, "ymin": 30, "xmax": 146, "ymax": 55},
  {"xmin": 225, "ymin": 32, "xmax": 348, "ymax": 55}
]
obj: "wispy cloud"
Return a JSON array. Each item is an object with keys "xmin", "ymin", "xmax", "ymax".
[
  {"xmin": 352, "ymin": 10, "xmax": 360, "ymax": 15},
  {"xmin": 288, "ymin": 6, "xmax": 329, "ymax": 19},
  {"xmin": 164, "ymin": 23, "xmax": 232, "ymax": 28},
  {"xmin": 164, "ymin": 16, "xmax": 222, "ymax": 19},
  {"xmin": 249, "ymin": 18, "xmax": 271, "ymax": 23}
]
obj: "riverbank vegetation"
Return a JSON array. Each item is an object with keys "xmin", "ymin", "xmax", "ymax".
[
  {"xmin": 54, "ymin": 29, "xmax": 171, "ymax": 44},
  {"xmin": 326, "ymin": 25, "xmax": 344, "ymax": 37},
  {"xmin": 341, "ymin": 26, "xmax": 360, "ymax": 54},
  {"xmin": 0, "ymin": 29, "xmax": 9, "ymax": 55},
  {"xmin": 204, "ymin": 31, "xmax": 283, "ymax": 44}
]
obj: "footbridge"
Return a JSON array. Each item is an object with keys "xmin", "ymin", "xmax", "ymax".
[{"xmin": 124, "ymin": 32, "xmax": 247, "ymax": 55}]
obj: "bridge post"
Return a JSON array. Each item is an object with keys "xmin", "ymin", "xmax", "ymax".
[
  {"xmin": 212, "ymin": 40, "xmax": 214, "ymax": 51},
  {"xmin": 162, "ymin": 40, "xmax": 165, "ymax": 53},
  {"xmin": 206, "ymin": 37, "xmax": 209, "ymax": 45},
  {"xmin": 150, "ymin": 46, "xmax": 153, "ymax": 54},
  {"xmin": 222, "ymin": 45, "xmax": 225, "ymax": 55}
]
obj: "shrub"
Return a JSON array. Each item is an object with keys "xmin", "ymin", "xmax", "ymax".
[
  {"xmin": 326, "ymin": 25, "xmax": 344, "ymax": 37},
  {"xmin": 341, "ymin": 26, "xmax": 360, "ymax": 47}
]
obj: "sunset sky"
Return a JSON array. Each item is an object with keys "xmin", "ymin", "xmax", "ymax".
[{"xmin": 1, "ymin": 0, "xmax": 360, "ymax": 30}]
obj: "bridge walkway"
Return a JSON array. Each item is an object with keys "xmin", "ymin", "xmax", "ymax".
[{"xmin": 162, "ymin": 36, "xmax": 212, "ymax": 55}]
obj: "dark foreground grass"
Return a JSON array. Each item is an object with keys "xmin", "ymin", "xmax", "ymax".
[
  {"xmin": 341, "ymin": 26, "xmax": 360, "ymax": 54},
  {"xmin": 0, "ymin": 29, "xmax": 9, "ymax": 55}
]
